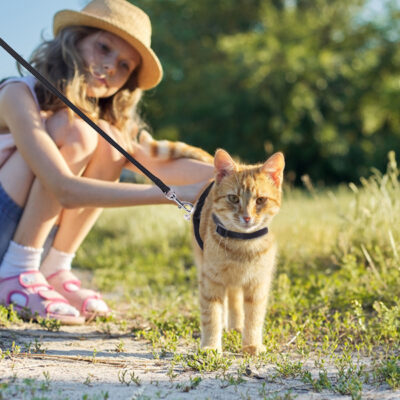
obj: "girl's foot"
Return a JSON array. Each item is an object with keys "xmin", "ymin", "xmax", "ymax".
[
  {"xmin": 0, "ymin": 270, "xmax": 85, "ymax": 325},
  {"xmin": 46, "ymin": 270, "xmax": 109, "ymax": 320}
]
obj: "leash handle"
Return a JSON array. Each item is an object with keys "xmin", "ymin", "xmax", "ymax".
[{"xmin": 0, "ymin": 37, "xmax": 191, "ymax": 216}]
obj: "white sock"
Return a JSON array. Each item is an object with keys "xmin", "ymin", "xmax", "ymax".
[
  {"xmin": 0, "ymin": 241, "xmax": 43, "ymax": 279},
  {"xmin": 40, "ymin": 247, "xmax": 75, "ymax": 278}
]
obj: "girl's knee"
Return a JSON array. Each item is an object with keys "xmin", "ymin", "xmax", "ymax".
[
  {"xmin": 46, "ymin": 110, "xmax": 98, "ymax": 158},
  {"xmin": 46, "ymin": 112, "xmax": 125, "ymax": 179},
  {"xmin": 83, "ymin": 120, "xmax": 126, "ymax": 181},
  {"xmin": 96, "ymin": 120, "xmax": 127, "ymax": 165}
]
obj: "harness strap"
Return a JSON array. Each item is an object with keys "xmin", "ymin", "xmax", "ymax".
[
  {"xmin": 212, "ymin": 213, "xmax": 268, "ymax": 240},
  {"xmin": 193, "ymin": 181, "xmax": 269, "ymax": 249},
  {"xmin": 192, "ymin": 181, "xmax": 214, "ymax": 250}
]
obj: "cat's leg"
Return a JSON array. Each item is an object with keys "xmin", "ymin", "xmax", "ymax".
[
  {"xmin": 227, "ymin": 286, "xmax": 244, "ymax": 333},
  {"xmin": 242, "ymin": 282, "xmax": 269, "ymax": 355},
  {"xmin": 222, "ymin": 294, "xmax": 228, "ymax": 331},
  {"xmin": 199, "ymin": 272, "xmax": 225, "ymax": 352}
]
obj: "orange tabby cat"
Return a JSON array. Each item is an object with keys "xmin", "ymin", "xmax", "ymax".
[{"xmin": 192, "ymin": 149, "xmax": 284, "ymax": 355}]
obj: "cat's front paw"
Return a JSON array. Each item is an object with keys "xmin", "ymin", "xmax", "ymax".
[{"xmin": 242, "ymin": 344, "xmax": 266, "ymax": 355}]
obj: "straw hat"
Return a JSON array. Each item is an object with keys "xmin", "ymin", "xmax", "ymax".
[{"xmin": 53, "ymin": 0, "xmax": 163, "ymax": 90}]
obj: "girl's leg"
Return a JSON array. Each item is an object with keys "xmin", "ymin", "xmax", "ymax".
[
  {"xmin": 13, "ymin": 110, "xmax": 99, "ymax": 247},
  {"xmin": 52, "ymin": 122, "xmax": 126, "ymax": 253},
  {"xmin": 0, "ymin": 110, "xmax": 98, "ymax": 322},
  {"xmin": 41, "ymin": 122, "xmax": 126, "ymax": 318},
  {"xmin": 0, "ymin": 150, "xmax": 35, "ymax": 208},
  {"xmin": 0, "ymin": 150, "xmax": 35, "ymax": 264}
]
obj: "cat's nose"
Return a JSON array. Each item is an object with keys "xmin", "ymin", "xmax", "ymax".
[{"xmin": 243, "ymin": 216, "xmax": 251, "ymax": 223}]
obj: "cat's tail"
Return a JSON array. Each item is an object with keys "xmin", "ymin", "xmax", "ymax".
[{"xmin": 137, "ymin": 129, "xmax": 214, "ymax": 164}]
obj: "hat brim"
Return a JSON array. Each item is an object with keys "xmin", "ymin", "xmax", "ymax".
[{"xmin": 53, "ymin": 10, "xmax": 163, "ymax": 90}]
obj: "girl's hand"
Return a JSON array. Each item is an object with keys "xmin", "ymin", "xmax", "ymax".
[{"xmin": 173, "ymin": 180, "xmax": 212, "ymax": 204}]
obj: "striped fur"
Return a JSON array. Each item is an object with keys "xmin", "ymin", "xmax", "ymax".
[
  {"xmin": 192, "ymin": 149, "xmax": 285, "ymax": 355},
  {"xmin": 138, "ymin": 129, "xmax": 214, "ymax": 163}
]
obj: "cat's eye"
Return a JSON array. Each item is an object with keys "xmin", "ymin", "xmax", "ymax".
[
  {"xmin": 227, "ymin": 194, "xmax": 239, "ymax": 204},
  {"xmin": 256, "ymin": 197, "xmax": 267, "ymax": 205}
]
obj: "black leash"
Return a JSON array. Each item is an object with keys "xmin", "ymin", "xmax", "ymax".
[{"xmin": 0, "ymin": 37, "xmax": 193, "ymax": 219}]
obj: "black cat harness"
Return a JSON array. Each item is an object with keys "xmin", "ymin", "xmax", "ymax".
[{"xmin": 192, "ymin": 181, "xmax": 269, "ymax": 250}]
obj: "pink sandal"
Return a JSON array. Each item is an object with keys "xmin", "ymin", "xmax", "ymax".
[
  {"xmin": 46, "ymin": 270, "xmax": 110, "ymax": 320},
  {"xmin": 0, "ymin": 270, "xmax": 85, "ymax": 325}
]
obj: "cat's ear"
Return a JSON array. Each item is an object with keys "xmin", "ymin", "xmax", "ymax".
[
  {"xmin": 261, "ymin": 152, "xmax": 285, "ymax": 188},
  {"xmin": 214, "ymin": 149, "xmax": 236, "ymax": 182}
]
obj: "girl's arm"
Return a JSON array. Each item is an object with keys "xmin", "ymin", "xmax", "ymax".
[
  {"xmin": 125, "ymin": 142, "xmax": 214, "ymax": 185},
  {"xmin": 0, "ymin": 83, "xmax": 212, "ymax": 208}
]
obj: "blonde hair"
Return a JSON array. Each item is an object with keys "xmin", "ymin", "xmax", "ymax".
[{"xmin": 28, "ymin": 26, "xmax": 145, "ymax": 151}]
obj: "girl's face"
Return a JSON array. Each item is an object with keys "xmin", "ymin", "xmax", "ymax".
[{"xmin": 77, "ymin": 31, "xmax": 141, "ymax": 98}]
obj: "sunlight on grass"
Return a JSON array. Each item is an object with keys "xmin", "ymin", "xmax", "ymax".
[
  {"xmin": 69, "ymin": 152, "xmax": 400, "ymax": 397},
  {"xmin": 76, "ymin": 152, "xmax": 400, "ymax": 327},
  {"xmin": 3, "ymin": 153, "xmax": 400, "ymax": 399}
]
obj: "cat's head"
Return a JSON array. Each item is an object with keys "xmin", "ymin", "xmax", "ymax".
[{"xmin": 212, "ymin": 149, "xmax": 285, "ymax": 232}]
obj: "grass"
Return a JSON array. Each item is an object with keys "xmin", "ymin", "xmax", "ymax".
[
  {"xmin": 2, "ymin": 151, "xmax": 400, "ymax": 398},
  {"xmin": 76, "ymin": 152, "xmax": 400, "ymax": 350},
  {"xmin": 74, "ymin": 151, "xmax": 400, "ymax": 396}
]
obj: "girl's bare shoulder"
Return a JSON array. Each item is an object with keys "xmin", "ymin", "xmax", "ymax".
[
  {"xmin": 0, "ymin": 80, "xmax": 34, "ymax": 104},
  {"xmin": 0, "ymin": 81, "xmax": 39, "ymax": 129}
]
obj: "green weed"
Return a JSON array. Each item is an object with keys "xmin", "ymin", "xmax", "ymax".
[
  {"xmin": 257, "ymin": 385, "xmax": 297, "ymax": 400},
  {"xmin": 10, "ymin": 150, "xmax": 399, "ymax": 397},
  {"xmin": 82, "ymin": 392, "xmax": 109, "ymax": 400},
  {"xmin": 176, "ymin": 376, "xmax": 202, "ymax": 392},
  {"xmin": 36, "ymin": 316, "xmax": 61, "ymax": 332},
  {"xmin": 375, "ymin": 355, "xmax": 400, "ymax": 389},
  {"xmin": 0, "ymin": 305, "xmax": 21, "ymax": 327},
  {"xmin": 118, "ymin": 369, "xmax": 141, "ymax": 386},
  {"xmin": 219, "ymin": 371, "xmax": 245, "ymax": 388},
  {"xmin": 180, "ymin": 349, "xmax": 232, "ymax": 373},
  {"xmin": 114, "ymin": 340, "xmax": 125, "ymax": 353},
  {"xmin": 274, "ymin": 355, "xmax": 304, "ymax": 379},
  {"xmin": 0, "ymin": 375, "xmax": 52, "ymax": 400}
]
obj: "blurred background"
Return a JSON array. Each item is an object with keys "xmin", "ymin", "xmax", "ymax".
[
  {"xmin": 139, "ymin": 0, "xmax": 399, "ymax": 186},
  {"xmin": 1, "ymin": 0, "xmax": 399, "ymax": 185}
]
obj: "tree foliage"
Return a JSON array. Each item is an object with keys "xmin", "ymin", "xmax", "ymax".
[{"xmin": 136, "ymin": 0, "xmax": 400, "ymax": 184}]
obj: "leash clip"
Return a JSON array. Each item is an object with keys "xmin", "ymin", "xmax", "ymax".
[{"xmin": 165, "ymin": 190, "xmax": 194, "ymax": 221}]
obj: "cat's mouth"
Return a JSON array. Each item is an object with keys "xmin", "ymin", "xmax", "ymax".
[{"xmin": 233, "ymin": 217, "xmax": 263, "ymax": 232}]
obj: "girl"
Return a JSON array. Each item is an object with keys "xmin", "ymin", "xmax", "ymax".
[{"xmin": 0, "ymin": 0, "xmax": 213, "ymax": 324}]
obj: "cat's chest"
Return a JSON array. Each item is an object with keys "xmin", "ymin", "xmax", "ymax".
[{"xmin": 202, "ymin": 237, "xmax": 276, "ymax": 285}]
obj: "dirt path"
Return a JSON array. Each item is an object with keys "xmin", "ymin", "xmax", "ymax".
[{"xmin": 0, "ymin": 323, "xmax": 399, "ymax": 400}]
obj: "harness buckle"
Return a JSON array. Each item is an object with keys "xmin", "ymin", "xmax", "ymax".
[
  {"xmin": 216, "ymin": 225, "xmax": 229, "ymax": 237},
  {"xmin": 165, "ymin": 190, "xmax": 194, "ymax": 221}
]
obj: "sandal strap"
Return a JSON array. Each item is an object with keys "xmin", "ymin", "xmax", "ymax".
[
  {"xmin": 47, "ymin": 270, "xmax": 82, "ymax": 289},
  {"xmin": 0, "ymin": 272, "xmax": 77, "ymax": 318},
  {"xmin": 37, "ymin": 289, "xmax": 69, "ymax": 302},
  {"xmin": 18, "ymin": 270, "xmax": 52, "ymax": 290},
  {"xmin": 0, "ymin": 271, "xmax": 84, "ymax": 324},
  {"xmin": 46, "ymin": 270, "xmax": 107, "ymax": 317}
]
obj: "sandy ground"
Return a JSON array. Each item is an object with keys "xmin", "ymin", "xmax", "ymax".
[{"xmin": 1, "ymin": 324, "xmax": 400, "ymax": 400}]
